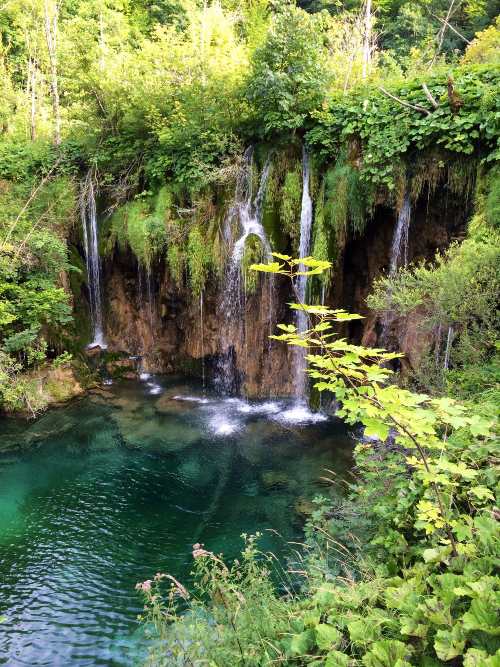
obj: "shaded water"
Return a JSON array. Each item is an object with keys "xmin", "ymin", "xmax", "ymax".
[{"xmin": 0, "ymin": 378, "xmax": 352, "ymax": 666}]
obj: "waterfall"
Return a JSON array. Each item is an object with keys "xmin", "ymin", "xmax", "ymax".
[
  {"xmin": 381, "ymin": 191, "xmax": 412, "ymax": 348},
  {"xmin": 137, "ymin": 264, "xmax": 155, "ymax": 352},
  {"xmin": 443, "ymin": 326, "xmax": 454, "ymax": 371},
  {"xmin": 80, "ymin": 171, "xmax": 106, "ymax": 349},
  {"xmin": 389, "ymin": 191, "xmax": 411, "ymax": 276},
  {"xmin": 216, "ymin": 148, "xmax": 272, "ymax": 394},
  {"xmin": 293, "ymin": 148, "xmax": 313, "ymax": 400},
  {"xmin": 200, "ymin": 290, "xmax": 205, "ymax": 389}
]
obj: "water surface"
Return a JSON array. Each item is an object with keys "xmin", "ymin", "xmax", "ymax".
[{"xmin": 0, "ymin": 378, "xmax": 352, "ymax": 666}]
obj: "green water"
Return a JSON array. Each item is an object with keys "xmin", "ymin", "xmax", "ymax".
[{"xmin": 0, "ymin": 377, "xmax": 352, "ymax": 666}]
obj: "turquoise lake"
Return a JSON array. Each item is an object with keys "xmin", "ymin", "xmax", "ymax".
[{"xmin": 0, "ymin": 377, "xmax": 352, "ymax": 666}]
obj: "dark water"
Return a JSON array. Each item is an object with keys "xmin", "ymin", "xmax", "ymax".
[{"xmin": 0, "ymin": 377, "xmax": 352, "ymax": 666}]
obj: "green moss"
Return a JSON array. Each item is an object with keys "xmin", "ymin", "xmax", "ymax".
[
  {"xmin": 311, "ymin": 180, "xmax": 332, "ymax": 290},
  {"xmin": 187, "ymin": 225, "xmax": 214, "ymax": 296},
  {"xmin": 485, "ymin": 164, "xmax": 500, "ymax": 228},
  {"xmin": 107, "ymin": 189, "xmax": 169, "ymax": 267},
  {"xmin": 280, "ymin": 166, "xmax": 302, "ymax": 249},
  {"xmin": 167, "ymin": 244, "xmax": 185, "ymax": 287},
  {"xmin": 324, "ymin": 158, "xmax": 368, "ymax": 242},
  {"xmin": 242, "ymin": 234, "xmax": 265, "ymax": 294}
]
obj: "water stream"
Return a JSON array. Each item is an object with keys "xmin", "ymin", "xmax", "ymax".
[
  {"xmin": 0, "ymin": 378, "xmax": 352, "ymax": 666},
  {"xmin": 389, "ymin": 191, "xmax": 411, "ymax": 276},
  {"xmin": 381, "ymin": 191, "xmax": 412, "ymax": 346},
  {"xmin": 80, "ymin": 171, "xmax": 106, "ymax": 349},
  {"xmin": 294, "ymin": 148, "xmax": 313, "ymax": 400},
  {"xmin": 216, "ymin": 148, "xmax": 273, "ymax": 393}
]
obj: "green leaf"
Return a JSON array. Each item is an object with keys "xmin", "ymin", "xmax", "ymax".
[
  {"xmin": 325, "ymin": 651, "xmax": 352, "ymax": 667},
  {"xmin": 363, "ymin": 419, "xmax": 390, "ymax": 441},
  {"xmin": 315, "ymin": 624, "xmax": 342, "ymax": 650},
  {"xmin": 289, "ymin": 629, "xmax": 315, "ymax": 657},
  {"xmin": 434, "ymin": 627, "xmax": 466, "ymax": 661},
  {"xmin": 250, "ymin": 261, "xmax": 284, "ymax": 273},
  {"xmin": 362, "ymin": 639, "xmax": 412, "ymax": 667},
  {"xmin": 462, "ymin": 597, "xmax": 500, "ymax": 635}
]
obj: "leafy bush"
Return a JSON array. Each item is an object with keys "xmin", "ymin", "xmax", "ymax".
[
  {"xmin": 367, "ymin": 232, "xmax": 500, "ymax": 394},
  {"xmin": 138, "ymin": 256, "xmax": 499, "ymax": 666}
]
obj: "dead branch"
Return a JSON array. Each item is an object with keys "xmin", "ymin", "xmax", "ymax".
[
  {"xmin": 379, "ymin": 87, "xmax": 432, "ymax": 116},
  {"xmin": 422, "ymin": 83, "xmax": 439, "ymax": 109}
]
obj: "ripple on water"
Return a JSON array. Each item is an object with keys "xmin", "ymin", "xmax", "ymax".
[{"xmin": 0, "ymin": 378, "xmax": 352, "ymax": 667}]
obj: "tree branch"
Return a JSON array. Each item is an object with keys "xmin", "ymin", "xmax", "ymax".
[{"xmin": 379, "ymin": 87, "xmax": 432, "ymax": 116}]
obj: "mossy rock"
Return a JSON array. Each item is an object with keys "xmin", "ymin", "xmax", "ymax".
[
  {"xmin": 294, "ymin": 497, "xmax": 315, "ymax": 518},
  {"xmin": 261, "ymin": 470, "xmax": 289, "ymax": 490}
]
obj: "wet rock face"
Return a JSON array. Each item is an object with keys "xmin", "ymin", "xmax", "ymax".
[
  {"xmin": 98, "ymin": 250, "xmax": 296, "ymax": 396},
  {"xmin": 336, "ymin": 183, "xmax": 470, "ymax": 368},
  {"xmin": 75, "ymin": 182, "xmax": 470, "ymax": 395}
]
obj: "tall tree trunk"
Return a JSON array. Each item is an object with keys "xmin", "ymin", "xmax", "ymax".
[
  {"xmin": 27, "ymin": 52, "xmax": 38, "ymax": 141},
  {"xmin": 43, "ymin": 0, "xmax": 61, "ymax": 145},
  {"xmin": 362, "ymin": 0, "xmax": 372, "ymax": 79}
]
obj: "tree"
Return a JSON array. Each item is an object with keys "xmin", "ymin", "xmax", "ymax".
[{"xmin": 246, "ymin": 5, "xmax": 331, "ymax": 135}]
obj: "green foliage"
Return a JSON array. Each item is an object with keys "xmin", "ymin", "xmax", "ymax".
[
  {"xmin": 187, "ymin": 224, "xmax": 213, "ymax": 296},
  {"xmin": 280, "ymin": 165, "xmax": 302, "ymax": 246},
  {"xmin": 246, "ymin": 5, "xmax": 331, "ymax": 135},
  {"xmin": 463, "ymin": 16, "xmax": 500, "ymax": 65},
  {"xmin": 323, "ymin": 158, "xmax": 370, "ymax": 242},
  {"xmin": 368, "ymin": 232, "xmax": 500, "ymax": 395},
  {"xmin": 139, "ymin": 255, "xmax": 499, "ymax": 666},
  {"xmin": 308, "ymin": 65, "xmax": 500, "ymax": 190},
  {"xmin": 109, "ymin": 189, "xmax": 169, "ymax": 267}
]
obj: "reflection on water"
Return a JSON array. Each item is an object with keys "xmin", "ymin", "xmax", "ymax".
[{"xmin": 0, "ymin": 377, "xmax": 352, "ymax": 666}]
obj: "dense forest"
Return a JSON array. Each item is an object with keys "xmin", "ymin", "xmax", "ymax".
[{"xmin": 0, "ymin": 0, "xmax": 499, "ymax": 665}]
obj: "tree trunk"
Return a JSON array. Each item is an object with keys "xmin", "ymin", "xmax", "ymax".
[
  {"xmin": 43, "ymin": 0, "xmax": 61, "ymax": 145},
  {"xmin": 362, "ymin": 0, "xmax": 372, "ymax": 79},
  {"xmin": 28, "ymin": 53, "xmax": 38, "ymax": 141}
]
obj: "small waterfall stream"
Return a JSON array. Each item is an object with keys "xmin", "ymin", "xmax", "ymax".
[
  {"xmin": 216, "ymin": 148, "xmax": 272, "ymax": 393},
  {"xmin": 294, "ymin": 148, "xmax": 313, "ymax": 400},
  {"xmin": 80, "ymin": 171, "xmax": 106, "ymax": 349},
  {"xmin": 389, "ymin": 191, "xmax": 411, "ymax": 276},
  {"xmin": 381, "ymin": 191, "xmax": 412, "ymax": 347}
]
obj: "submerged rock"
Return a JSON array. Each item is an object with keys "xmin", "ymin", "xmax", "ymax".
[
  {"xmin": 294, "ymin": 497, "xmax": 315, "ymax": 519},
  {"xmin": 261, "ymin": 471, "xmax": 289, "ymax": 490}
]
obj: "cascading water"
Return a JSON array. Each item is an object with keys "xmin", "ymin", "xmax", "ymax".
[
  {"xmin": 216, "ymin": 148, "xmax": 272, "ymax": 394},
  {"xmin": 381, "ymin": 190, "xmax": 412, "ymax": 347},
  {"xmin": 293, "ymin": 148, "xmax": 313, "ymax": 400},
  {"xmin": 200, "ymin": 290, "xmax": 206, "ymax": 389},
  {"xmin": 80, "ymin": 171, "xmax": 106, "ymax": 349},
  {"xmin": 389, "ymin": 191, "xmax": 411, "ymax": 276}
]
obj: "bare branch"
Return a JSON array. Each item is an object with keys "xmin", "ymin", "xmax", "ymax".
[
  {"xmin": 422, "ymin": 83, "xmax": 439, "ymax": 109},
  {"xmin": 379, "ymin": 87, "xmax": 432, "ymax": 116},
  {"xmin": 430, "ymin": 11, "xmax": 471, "ymax": 45}
]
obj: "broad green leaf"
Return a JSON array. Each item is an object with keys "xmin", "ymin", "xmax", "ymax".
[
  {"xmin": 250, "ymin": 262, "xmax": 284, "ymax": 273},
  {"xmin": 325, "ymin": 651, "xmax": 351, "ymax": 667},
  {"xmin": 462, "ymin": 597, "xmax": 500, "ymax": 635},
  {"xmin": 289, "ymin": 629, "xmax": 315, "ymax": 657},
  {"xmin": 434, "ymin": 627, "xmax": 466, "ymax": 661},
  {"xmin": 315, "ymin": 623, "xmax": 342, "ymax": 650},
  {"xmin": 361, "ymin": 639, "xmax": 412, "ymax": 667}
]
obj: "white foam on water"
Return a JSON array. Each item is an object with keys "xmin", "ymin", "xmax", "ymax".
[
  {"xmin": 146, "ymin": 382, "xmax": 163, "ymax": 395},
  {"xmin": 273, "ymin": 403, "xmax": 328, "ymax": 426},
  {"xmin": 236, "ymin": 401, "xmax": 282, "ymax": 415},
  {"xmin": 172, "ymin": 395, "xmax": 211, "ymax": 404},
  {"xmin": 102, "ymin": 379, "xmax": 113, "ymax": 386},
  {"xmin": 209, "ymin": 416, "xmax": 241, "ymax": 436},
  {"xmin": 139, "ymin": 373, "xmax": 151, "ymax": 381}
]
